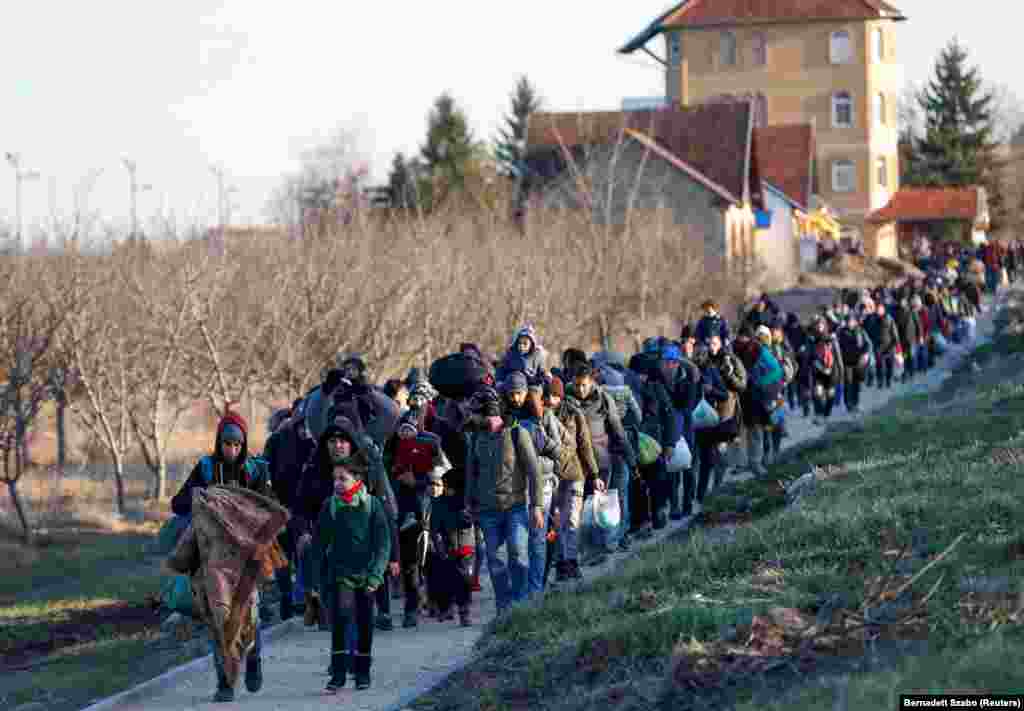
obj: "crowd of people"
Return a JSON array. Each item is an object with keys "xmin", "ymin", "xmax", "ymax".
[{"xmin": 169, "ymin": 245, "xmax": 1004, "ymax": 702}]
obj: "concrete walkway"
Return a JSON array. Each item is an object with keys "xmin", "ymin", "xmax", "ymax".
[{"xmin": 85, "ymin": 293, "xmax": 1004, "ymax": 711}]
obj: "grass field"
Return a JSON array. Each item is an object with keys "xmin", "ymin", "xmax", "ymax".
[{"xmin": 410, "ymin": 314, "xmax": 1024, "ymax": 711}]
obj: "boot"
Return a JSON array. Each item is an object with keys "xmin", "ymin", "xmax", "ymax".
[
  {"xmin": 555, "ymin": 560, "xmax": 569, "ymax": 582},
  {"xmin": 325, "ymin": 653, "xmax": 349, "ymax": 693},
  {"xmin": 375, "ymin": 614, "xmax": 393, "ymax": 632},
  {"xmin": 244, "ymin": 651, "xmax": 263, "ymax": 693},
  {"xmin": 403, "ymin": 609, "xmax": 419, "ymax": 628},
  {"xmin": 212, "ymin": 651, "xmax": 235, "ymax": 702},
  {"xmin": 567, "ymin": 560, "xmax": 583, "ymax": 580},
  {"xmin": 354, "ymin": 654, "xmax": 372, "ymax": 690},
  {"xmin": 458, "ymin": 604, "xmax": 472, "ymax": 627}
]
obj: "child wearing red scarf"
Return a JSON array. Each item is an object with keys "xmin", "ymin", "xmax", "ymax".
[{"xmin": 315, "ymin": 461, "xmax": 391, "ymax": 693}]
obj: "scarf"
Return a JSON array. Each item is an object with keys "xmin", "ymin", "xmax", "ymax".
[{"xmin": 338, "ymin": 479, "xmax": 364, "ymax": 504}]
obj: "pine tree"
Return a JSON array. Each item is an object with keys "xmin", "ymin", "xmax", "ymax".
[
  {"xmin": 420, "ymin": 93, "xmax": 478, "ymax": 209},
  {"xmin": 494, "ymin": 76, "xmax": 543, "ymax": 178},
  {"xmin": 907, "ymin": 39, "xmax": 1006, "ymax": 231}
]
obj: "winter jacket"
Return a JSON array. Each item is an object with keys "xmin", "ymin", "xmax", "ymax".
[
  {"xmin": 806, "ymin": 333, "xmax": 842, "ymax": 388},
  {"xmin": 263, "ymin": 416, "xmax": 316, "ymax": 513},
  {"xmin": 291, "ymin": 418, "xmax": 399, "ymax": 563},
  {"xmin": 171, "ymin": 414, "xmax": 272, "ymax": 517},
  {"xmin": 695, "ymin": 314, "xmax": 731, "ymax": 346},
  {"xmin": 735, "ymin": 340, "xmax": 784, "ymax": 427},
  {"xmin": 315, "ymin": 487, "xmax": 391, "ymax": 591},
  {"xmin": 568, "ymin": 387, "xmax": 637, "ymax": 471},
  {"xmin": 553, "ymin": 399, "xmax": 600, "ymax": 482},
  {"xmin": 837, "ymin": 325, "xmax": 871, "ymax": 371},
  {"xmin": 497, "ymin": 325, "xmax": 547, "ymax": 384},
  {"xmin": 863, "ymin": 312, "xmax": 899, "ymax": 355},
  {"xmin": 464, "ymin": 423, "xmax": 543, "ymax": 514}
]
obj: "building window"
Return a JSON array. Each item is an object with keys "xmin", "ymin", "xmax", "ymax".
[
  {"xmin": 669, "ymin": 32, "xmax": 681, "ymax": 65},
  {"xmin": 830, "ymin": 30, "xmax": 852, "ymax": 64},
  {"xmin": 832, "ymin": 159, "xmax": 856, "ymax": 192},
  {"xmin": 832, "ymin": 91, "xmax": 853, "ymax": 128},
  {"xmin": 875, "ymin": 92, "xmax": 887, "ymax": 125},
  {"xmin": 754, "ymin": 93, "xmax": 768, "ymax": 127},
  {"xmin": 872, "ymin": 27, "xmax": 884, "ymax": 62},
  {"xmin": 876, "ymin": 156, "xmax": 888, "ymax": 187},
  {"xmin": 720, "ymin": 31, "xmax": 737, "ymax": 67},
  {"xmin": 752, "ymin": 31, "xmax": 767, "ymax": 66}
]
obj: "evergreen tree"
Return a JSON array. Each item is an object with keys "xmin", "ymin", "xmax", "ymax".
[
  {"xmin": 387, "ymin": 152, "xmax": 415, "ymax": 210},
  {"xmin": 420, "ymin": 92, "xmax": 478, "ymax": 209},
  {"xmin": 494, "ymin": 76, "xmax": 543, "ymax": 178},
  {"xmin": 906, "ymin": 39, "xmax": 1006, "ymax": 231}
]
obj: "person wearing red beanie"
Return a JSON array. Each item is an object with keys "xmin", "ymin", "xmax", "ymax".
[{"xmin": 169, "ymin": 404, "xmax": 275, "ymax": 702}]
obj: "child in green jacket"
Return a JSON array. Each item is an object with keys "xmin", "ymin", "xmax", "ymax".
[{"xmin": 316, "ymin": 460, "xmax": 392, "ymax": 693}]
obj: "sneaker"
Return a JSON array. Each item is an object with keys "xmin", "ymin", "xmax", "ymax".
[
  {"xmin": 213, "ymin": 686, "xmax": 235, "ymax": 703},
  {"xmin": 375, "ymin": 615, "xmax": 393, "ymax": 632},
  {"xmin": 566, "ymin": 561, "xmax": 584, "ymax": 580},
  {"xmin": 617, "ymin": 537, "xmax": 632, "ymax": 552}
]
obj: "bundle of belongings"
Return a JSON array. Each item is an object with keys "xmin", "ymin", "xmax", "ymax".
[{"xmin": 166, "ymin": 485, "xmax": 289, "ymax": 689}]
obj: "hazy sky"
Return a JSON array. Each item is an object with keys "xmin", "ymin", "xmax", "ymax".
[{"xmin": 0, "ymin": 0, "xmax": 1016, "ymax": 234}]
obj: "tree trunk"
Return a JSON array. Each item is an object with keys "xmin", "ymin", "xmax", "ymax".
[
  {"xmin": 112, "ymin": 453, "xmax": 127, "ymax": 517},
  {"xmin": 154, "ymin": 452, "xmax": 168, "ymax": 502},
  {"xmin": 6, "ymin": 480, "xmax": 32, "ymax": 545}
]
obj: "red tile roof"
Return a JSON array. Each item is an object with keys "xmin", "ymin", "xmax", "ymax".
[
  {"xmin": 526, "ymin": 102, "xmax": 754, "ymax": 203},
  {"xmin": 664, "ymin": 0, "xmax": 904, "ymax": 26},
  {"xmin": 752, "ymin": 124, "xmax": 814, "ymax": 209},
  {"xmin": 867, "ymin": 187, "xmax": 981, "ymax": 223}
]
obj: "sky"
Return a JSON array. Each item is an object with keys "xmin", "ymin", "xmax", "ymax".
[{"xmin": 0, "ymin": 0, "xmax": 1018, "ymax": 237}]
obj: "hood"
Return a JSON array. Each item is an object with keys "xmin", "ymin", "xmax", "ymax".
[
  {"xmin": 215, "ymin": 410, "xmax": 250, "ymax": 465},
  {"xmin": 592, "ymin": 350, "xmax": 627, "ymax": 371},
  {"xmin": 316, "ymin": 415, "xmax": 367, "ymax": 476},
  {"xmin": 597, "ymin": 364, "xmax": 625, "ymax": 387},
  {"xmin": 509, "ymin": 324, "xmax": 540, "ymax": 355}
]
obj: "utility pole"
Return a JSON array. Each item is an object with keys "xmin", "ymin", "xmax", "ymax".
[
  {"xmin": 123, "ymin": 159, "xmax": 152, "ymax": 244},
  {"xmin": 4, "ymin": 152, "xmax": 40, "ymax": 254},
  {"xmin": 210, "ymin": 165, "xmax": 238, "ymax": 233}
]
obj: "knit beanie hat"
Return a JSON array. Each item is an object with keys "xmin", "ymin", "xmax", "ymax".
[
  {"xmin": 503, "ymin": 371, "xmax": 529, "ymax": 394},
  {"xmin": 220, "ymin": 423, "xmax": 244, "ymax": 443},
  {"xmin": 755, "ymin": 325, "xmax": 772, "ymax": 342},
  {"xmin": 397, "ymin": 412, "xmax": 418, "ymax": 437},
  {"xmin": 217, "ymin": 410, "xmax": 248, "ymax": 442},
  {"xmin": 660, "ymin": 344, "xmax": 683, "ymax": 362},
  {"xmin": 469, "ymin": 385, "xmax": 500, "ymax": 414}
]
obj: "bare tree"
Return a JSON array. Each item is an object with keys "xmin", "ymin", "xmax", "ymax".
[
  {"xmin": 120, "ymin": 247, "xmax": 204, "ymax": 500},
  {"xmin": 0, "ymin": 258, "xmax": 69, "ymax": 542}
]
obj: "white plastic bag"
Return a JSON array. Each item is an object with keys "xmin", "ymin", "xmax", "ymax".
[
  {"xmin": 593, "ymin": 489, "xmax": 621, "ymax": 530},
  {"xmin": 666, "ymin": 436, "xmax": 693, "ymax": 473},
  {"xmin": 692, "ymin": 398, "xmax": 720, "ymax": 430}
]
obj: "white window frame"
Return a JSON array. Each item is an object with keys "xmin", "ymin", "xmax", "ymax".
[
  {"xmin": 754, "ymin": 93, "xmax": 768, "ymax": 128},
  {"xmin": 875, "ymin": 92, "xmax": 887, "ymax": 126},
  {"xmin": 752, "ymin": 31, "xmax": 767, "ymax": 66},
  {"xmin": 720, "ymin": 30, "xmax": 737, "ymax": 67},
  {"xmin": 669, "ymin": 32, "xmax": 682, "ymax": 65},
  {"xmin": 872, "ymin": 27, "xmax": 884, "ymax": 63},
  {"xmin": 832, "ymin": 159, "xmax": 856, "ymax": 193},
  {"xmin": 830, "ymin": 30, "xmax": 853, "ymax": 64},
  {"xmin": 876, "ymin": 156, "xmax": 888, "ymax": 187},
  {"xmin": 832, "ymin": 91, "xmax": 854, "ymax": 128}
]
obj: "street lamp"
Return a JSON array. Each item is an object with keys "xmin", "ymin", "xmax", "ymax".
[
  {"xmin": 5, "ymin": 152, "xmax": 41, "ymax": 253},
  {"xmin": 123, "ymin": 159, "xmax": 153, "ymax": 243}
]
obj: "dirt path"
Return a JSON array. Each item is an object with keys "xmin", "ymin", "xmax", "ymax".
[{"xmin": 80, "ymin": 292, "xmax": 1004, "ymax": 711}]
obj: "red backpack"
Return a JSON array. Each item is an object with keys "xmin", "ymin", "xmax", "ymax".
[{"xmin": 816, "ymin": 341, "xmax": 834, "ymax": 370}]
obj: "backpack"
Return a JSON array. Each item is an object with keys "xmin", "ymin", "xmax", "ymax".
[
  {"xmin": 815, "ymin": 341, "xmax": 834, "ymax": 371},
  {"xmin": 719, "ymin": 353, "xmax": 748, "ymax": 392}
]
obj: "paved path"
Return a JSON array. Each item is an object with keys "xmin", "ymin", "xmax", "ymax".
[{"xmin": 85, "ymin": 293, "xmax": 1004, "ymax": 711}]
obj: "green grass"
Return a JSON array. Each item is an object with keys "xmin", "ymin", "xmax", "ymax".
[{"xmin": 412, "ymin": 324, "xmax": 1024, "ymax": 711}]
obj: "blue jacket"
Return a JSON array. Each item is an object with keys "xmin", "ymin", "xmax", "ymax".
[{"xmin": 695, "ymin": 315, "xmax": 731, "ymax": 347}]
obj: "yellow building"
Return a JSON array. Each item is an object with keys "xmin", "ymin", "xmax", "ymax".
[{"xmin": 620, "ymin": 0, "xmax": 907, "ymax": 257}]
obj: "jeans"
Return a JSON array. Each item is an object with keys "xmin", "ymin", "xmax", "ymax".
[
  {"xmin": 555, "ymin": 479, "xmax": 585, "ymax": 562},
  {"xmin": 914, "ymin": 344, "xmax": 928, "ymax": 375},
  {"xmin": 527, "ymin": 475, "xmax": 557, "ymax": 597},
  {"xmin": 479, "ymin": 505, "xmax": 529, "ymax": 612},
  {"xmin": 601, "ymin": 456, "xmax": 631, "ymax": 549}
]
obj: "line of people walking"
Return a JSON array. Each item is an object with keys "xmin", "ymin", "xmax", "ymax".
[{"xmin": 168, "ymin": 255, "xmax": 994, "ymax": 702}]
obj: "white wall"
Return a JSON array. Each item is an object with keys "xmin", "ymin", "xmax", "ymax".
[{"xmin": 755, "ymin": 187, "xmax": 801, "ymax": 287}]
